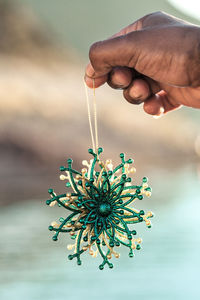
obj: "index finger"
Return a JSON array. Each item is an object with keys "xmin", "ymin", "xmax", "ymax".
[{"xmin": 85, "ymin": 63, "xmax": 108, "ymax": 88}]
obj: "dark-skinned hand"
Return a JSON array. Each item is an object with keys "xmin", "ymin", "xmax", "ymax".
[{"xmin": 85, "ymin": 11, "xmax": 200, "ymax": 116}]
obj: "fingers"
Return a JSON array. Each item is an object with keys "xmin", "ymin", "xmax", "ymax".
[
  {"xmin": 85, "ymin": 63, "xmax": 107, "ymax": 88},
  {"xmin": 123, "ymin": 79, "xmax": 151, "ymax": 104},
  {"xmin": 107, "ymin": 67, "xmax": 133, "ymax": 89},
  {"xmin": 143, "ymin": 90, "xmax": 181, "ymax": 116},
  {"xmin": 122, "ymin": 80, "xmax": 181, "ymax": 116},
  {"xmin": 85, "ymin": 65, "xmax": 134, "ymax": 89},
  {"xmin": 85, "ymin": 61, "xmax": 181, "ymax": 116}
]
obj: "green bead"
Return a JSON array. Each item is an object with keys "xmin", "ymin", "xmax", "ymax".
[
  {"xmin": 127, "ymin": 177, "xmax": 131, "ymax": 182},
  {"xmin": 139, "ymin": 217, "xmax": 143, "ymax": 222},
  {"xmin": 129, "ymin": 252, "xmax": 134, "ymax": 258},
  {"xmin": 48, "ymin": 189, "xmax": 53, "ymax": 194},
  {"xmin": 115, "ymin": 241, "xmax": 120, "ymax": 247},
  {"xmin": 91, "ymin": 236, "xmax": 96, "ymax": 241},
  {"xmin": 118, "ymin": 199, "xmax": 123, "ymax": 204},
  {"xmin": 48, "ymin": 225, "xmax": 53, "ymax": 231},
  {"xmin": 109, "ymin": 263, "xmax": 113, "ymax": 269},
  {"xmin": 108, "ymin": 171, "xmax": 112, "ymax": 176},
  {"xmin": 66, "ymin": 182, "xmax": 71, "ymax": 187},
  {"xmin": 132, "ymin": 230, "xmax": 137, "ymax": 235},
  {"xmin": 120, "ymin": 153, "xmax": 124, "ymax": 158},
  {"xmin": 119, "ymin": 210, "xmax": 124, "ymax": 215},
  {"xmin": 60, "ymin": 166, "xmax": 66, "ymax": 171},
  {"xmin": 59, "ymin": 217, "xmax": 65, "ymax": 222},
  {"xmin": 46, "ymin": 200, "xmax": 51, "ymax": 205},
  {"xmin": 136, "ymin": 244, "xmax": 141, "ymax": 250},
  {"xmin": 122, "ymin": 174, "xmax": 126, "ymax": 179},
  {"xmin": 127, "ymin": 158, "xmax": 133, "ymax": 164},
  {"xmin": 140, "ymin": 210, "xmax": 145, "ymax": 215},
  {"xmin": 88, "ymin": 148, "xmax": 93, "ymax": 154},
  {"xmin": 99, "ymin": 264, "xmax": 104, "ymax": 270},
  {"xmin": 68, "ymin": 255, "xmax": 73, "ymax": 260},
  {"xmin": 67, "ymin": 158, "xmax": 73, "ymax": 164},
  {"xmin": 143, "ymin": 177, "xmax": 148, "ymax": 183},
  {"xmin": 109, "ymin": 241, "xmax": 114, "ymax": 247},
  {"xmin": 98, "ymin": 202, "xmax": 112, "ymax": 217},
  {"xmin": 128, "ymin": 235, "xmax": 132, "ymax": 240},
  {"xmin": 77, "ymin": 260, "xmax": 82, "ymax": 265},
  {"xmin": 98, "ymin": 147, "xmax": 103, "ymax": 154},
  {"xmin": 52, "ymin": 236, "xmax": 58, "ymax": 241},
  {"xmin": 96, "ymin": 239, "xmax": 100, "ymax": 245},
  {"xmin": 138, "ymin": 195, "xmax": 143, "ymax": 200},
  {"xmin": 145, "ymin": 187, "xmax": 152, "ymax": 192},
  {"xmin": 82, "ymin": 225, "xmax": 86, "ymax": 229}
]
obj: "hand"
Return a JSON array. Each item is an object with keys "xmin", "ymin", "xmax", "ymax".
[{"xmin": 85, "ymin": 11, "xmax": 200, "ymax": 116}]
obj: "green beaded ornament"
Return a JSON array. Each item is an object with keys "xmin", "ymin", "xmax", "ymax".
[
  {"xmin": 46, "ymin": 147, "xmax": 153, "ymax": 270},
  {"xmin": 46, "ymin": 82, "xmax": 153, "ymax": 270}
]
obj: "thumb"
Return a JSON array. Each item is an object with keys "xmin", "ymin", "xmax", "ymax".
[{"xmin": 89, "ymin": 32, "xmax": 141, "ymax": 77}]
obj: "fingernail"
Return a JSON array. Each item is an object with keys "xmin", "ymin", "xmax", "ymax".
[
  {"xmin": 133, "ymin": 99, "xmax": 143, "ymax": 105},
  {"xmin": 153, "ymin": 107, "xmax": 165, "ymax": 119}
]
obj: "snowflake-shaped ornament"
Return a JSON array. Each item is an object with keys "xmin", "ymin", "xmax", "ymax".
[{"xmin": 46, "ymin": 147, "xmax": 153, "ymax": 270}]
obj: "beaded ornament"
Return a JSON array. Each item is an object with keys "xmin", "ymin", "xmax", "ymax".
[{"xmin": 46, "ymin": 82, "xmax": 153, "ymax": 270}]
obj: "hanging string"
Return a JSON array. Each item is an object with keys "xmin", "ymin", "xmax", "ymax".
[
  {"xmin": 93, "ymin": 79, "xmax": 99, "ymax": 153},
  {"xmin": 84, "ymin": 79, "xmax": 99, "ymax": 154},
  {"xmin": 84, "ymin": 81, "xmax": 95, "ymax": 152}
]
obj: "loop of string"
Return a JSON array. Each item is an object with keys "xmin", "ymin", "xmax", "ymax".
[{"xmin": 84, "ymin": 79, "xmax": 99, "ymax": 154}]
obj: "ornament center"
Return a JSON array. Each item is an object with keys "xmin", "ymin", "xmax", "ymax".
[{"xmin": 98, "ymin": 202, "xmax": 112, "ymax": 217}]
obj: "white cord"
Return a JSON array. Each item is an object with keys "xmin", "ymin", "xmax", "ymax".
[
  {"xmin": 84, "ymin": 80, "xmax": 99, "ymax": 153},
  {"xmin": 93, "ymin": 79, "xmax": 99, "ymax": 153}
]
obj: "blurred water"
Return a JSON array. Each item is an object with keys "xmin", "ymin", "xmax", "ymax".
[{"xmin": 0, "ymin": 164, "xmax": 200, "ymax": 300}]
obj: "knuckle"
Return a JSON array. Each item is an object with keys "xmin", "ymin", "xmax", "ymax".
[
  {"xmin": 89, "ymin": 41, "xmax": 101, "ymax": 63},
  {"xmin": 123, "ymin": 90, "xmax": 143, "ymax": 105}
]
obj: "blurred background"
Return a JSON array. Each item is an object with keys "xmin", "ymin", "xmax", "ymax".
[{"xmin": 0, "ymin": 0, "xmax": 200, "ymax": 299}]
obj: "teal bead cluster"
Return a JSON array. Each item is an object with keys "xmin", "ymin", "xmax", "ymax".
[{"xmin": 46, "ymin": 147, "xmax": 153, "ymax": 270}]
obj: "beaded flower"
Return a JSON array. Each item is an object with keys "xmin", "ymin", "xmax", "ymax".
[{"xmin": 46, "ymin": 147, "xmax": 153, "ymax": 270}]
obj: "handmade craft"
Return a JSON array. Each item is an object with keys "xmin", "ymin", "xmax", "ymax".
[{"xmin": 46, "ymin": 82, "xmax": 153, "ymax": 270}]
